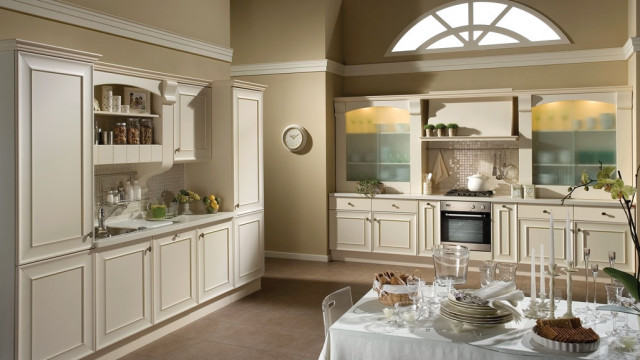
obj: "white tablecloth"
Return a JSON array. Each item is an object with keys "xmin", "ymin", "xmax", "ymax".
[{"xmin": 319, "ymin": 289, "xmax": 639, "ymax": 360}]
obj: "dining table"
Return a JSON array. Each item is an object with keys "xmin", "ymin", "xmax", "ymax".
[{"xmin": 319, "ymin": 287, "xmax": 640, "ymax": 360}]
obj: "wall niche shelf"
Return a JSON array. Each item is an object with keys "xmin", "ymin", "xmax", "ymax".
[
  {"xmin": 94, "ymin": 111, "xmax": 159, "ymax": 118},
  {"xmin": 420, "ymin": 135, "xmax": 518, "ymax": 142}
]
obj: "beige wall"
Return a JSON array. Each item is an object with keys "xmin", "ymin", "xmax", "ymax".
[
  {"xmin": 63, "ymin": 0, "xmax": 230, "ymax": 46},
  {"xmin": 0, "ymin": 7, "xmax": 229, "ymax": 80}
]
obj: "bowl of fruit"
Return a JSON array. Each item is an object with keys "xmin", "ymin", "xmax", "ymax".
[{"xmin": 203, "ymin": 195, "xmax": 221, "ymax": 214}]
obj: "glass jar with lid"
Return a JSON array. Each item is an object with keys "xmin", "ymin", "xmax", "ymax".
[
  {"xmin": 127, "ymin": 118, "xmax": 140, "ymax": 144},
  {"xmin": 140, "ymin": 119, "xmax": 153, "ymax": 144},
  {"xmin": 114, "ymin": 122, "xmax": 127, "ymax": 144}
]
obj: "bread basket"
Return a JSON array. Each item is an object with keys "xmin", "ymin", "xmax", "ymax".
[{"xmin": 373, "ymin": 281, "xmax": 414, "ymax": 306}]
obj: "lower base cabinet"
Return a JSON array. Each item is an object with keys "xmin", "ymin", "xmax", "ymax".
[
  {"xmin": 198, "ymin": 221, "xmax": 234, "ymax": 302},
  {"xmin": 235, "ymin": 211, "xmax": 265, "ymax": 287},
  {"xmin": 95, "ymin": 240, "xmax": 152, "ymax": 349},
  {"xmin": 153, "ymin": 229, "xmax": 198, "ymax": 323},
  {"xmin": 18, "ymin": 251, "xmax": 94, "ymax": 360}
]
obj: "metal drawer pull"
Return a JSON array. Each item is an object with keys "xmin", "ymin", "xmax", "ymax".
[
  {"xmin": 146, "ymin": 246, "xmax": 151, "ymax": 253},
  {"xmin": 365, "ymin": 217, "xmax": 370, "ymax": 222},
  {"xmin": 392, "ymin": 204, "xmax": 399, "ymax": 209},
  {"xmin": 445, "ymin": 213, "xmax": 484, "ymax": 218},
  {"xmin": 502, "ymin": 205, "xmax": 507, "ymax": 208},
  {"xmin": 543, "ymin": 210, "xmax": 549, "ymax": 214},
  {"xmin": 348, "ymin": 202, "xmax": 354, "ymax": 207}
]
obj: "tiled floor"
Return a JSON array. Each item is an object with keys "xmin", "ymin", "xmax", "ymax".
[{"xmin": 122, "ymin": 257, "xmax": 604, "ymax": 360}]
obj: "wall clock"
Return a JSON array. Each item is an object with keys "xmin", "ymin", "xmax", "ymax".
[{"xmin": 282, "ymin": 124, "xmax": 308, "ymax": 152}]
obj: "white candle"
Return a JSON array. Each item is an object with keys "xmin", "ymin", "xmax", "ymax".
[
  {"xmin": 531, "ymin": 248, "xmax": 537, "ymax": 303},
  {"xmin": 540, "ymin": 243, "xmax": 546, "ymax": 296},
  {"xmin": 549, "ymin": 212, "xmax": 555, "ymax": 266},
  {"xmin": 566, "ymin": 209, "xmax": 573, "ymax": 263}
]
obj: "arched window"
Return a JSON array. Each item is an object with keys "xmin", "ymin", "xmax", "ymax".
[{"xmin": 387, "ymin": 0, "xmax": 569, "ymax": 55}]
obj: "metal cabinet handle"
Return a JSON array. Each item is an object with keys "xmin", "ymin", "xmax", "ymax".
[
  {"xmin": 199, "ymin": 233, "xmax": 204, "ymax": 239},
  {"xmin": 173, "ymin": 234, "xmax": 180, "ymax": 240},
  {"xmin": 146, "ymin": 246, "xmax": 151, "ymax": 253},
  {"xmin": 502, "ymin": 205, "xmax": 507, "ymax": 208},
  {"xmin": 543, "ymin": 210, "xmax": 549, "ymax": 214},
  {"xmin": 576, "ymin": 228, "xmax": 582, "ymax": 233},
  {"xmin": 235, "ymin": 204, "xmax": 240, "ymax": 209},
  {"xmin": 365, "ymin": 217, "xmax": 370, "ymax": 222},
  {"xmin": 174, "ymin": 147, "xmax": 181, "ymax": 154},
  {"xmin": 392, "ymin": 204, "xmax": 399, "ymax": 209},
  {"xmin": 348, "ymin": 202, "xmax": 354, "ymax": 207}
]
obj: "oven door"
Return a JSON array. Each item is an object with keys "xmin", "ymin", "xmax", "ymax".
[{"xmin": 440, "ymin": 211, "xmax": 491, "ymax": 252}]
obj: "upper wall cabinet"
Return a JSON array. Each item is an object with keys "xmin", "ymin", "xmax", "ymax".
[
  {"xmin": 335, "ymin": 98, "xmax": 422, "ymax": 194},
  {"xmin": 518, "ymin": 89, "xmax": 633, "ymax": 199},
  {"xmin": 1, "ymin": 45, "xmax": 96, "ymax": 264},
  {"xmin": 174, "ymin": 84, "xmax": 212, "ymax": 162}
]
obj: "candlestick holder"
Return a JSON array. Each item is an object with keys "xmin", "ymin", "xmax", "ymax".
[
  {"xmin": 561, "ymin": 261, "xmax": 578, "ymax": 319},
  {"xmin": 546, "ymin": 263, "xmax": 560, "ymax": 319}
]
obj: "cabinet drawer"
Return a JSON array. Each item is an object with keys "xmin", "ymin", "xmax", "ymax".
[
  {"xmin": 372, "ymin": 199, "xmax": 417, "ymax": 213},
  {"xmin": 574, "ymin": 206, "xmax": 627, "ymax": 223},
  {"xmin": 331, "ymin": 197, "xmax": 371, "ymax": 211},
  {"xmin": 518, "ymin": 204, "xmax": 568, "ymax": 219}
]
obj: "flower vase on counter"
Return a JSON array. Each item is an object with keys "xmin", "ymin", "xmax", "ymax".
[
  {"xmin": 175, "ymin": 189, "xmax": 201, "ymax": 215},
  {"xmin": 179, "ymin": 202, "xmax": 192, "ymax": 215}
]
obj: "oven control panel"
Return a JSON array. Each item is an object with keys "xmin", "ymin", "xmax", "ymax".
[{"xmin": 441, "ymin": 201, "xmax": 491, "ymax": 213}]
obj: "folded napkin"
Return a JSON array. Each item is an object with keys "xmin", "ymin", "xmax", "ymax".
[
  {"xmin": 432, "ymin": 151, "xmax": 449, "ymax": 185},
  {"xmin": 471, "ymin": 281, "xmax": 524, "ymax": 323}
]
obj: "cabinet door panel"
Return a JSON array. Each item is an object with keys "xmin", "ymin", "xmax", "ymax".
[
  {"xmin": 153, "ymin": 231, "xmax": 197, "ymax": 322},
  {"xmin": 18, "ymin": 251, "xmax": 93, "ymax": 360},
  {"xmin": 518, "ymin": 218, "xmax": 568, "ymax": 264},
  {"xmin": 575, "ymin": 221, "xmax": 633, "ymax": 273},
  {"xmin": 234, "ymin": 88, "xmax": 263, "ymax": 213},
  {"xmin": 18, "ymin": 53, "xmax": 93, "ymax": 264},
  {"xmin": 96, "ymin": 241, "xmax": 152, "ymax": 349},
  {"xmin": 174, "ymin": 85, "xmax": 211, "ymax": 162},
  {"xmin": 199, "ymin": 221, "xmax": 234, "ymax": 302},
  {"xmin": 493, "ymin": 204, "xmax": 517, "ymax": 262},
  {"xmin": 235, "ymin": 212, "xmax": 264, "ymax": 287},
  {"xmin": 418, "ymin": 201, "xmax": 439, "ymax": 256},
  {"xmin": 330, "ymin": 210, "xmax": 371, "ymax": 252},
  {"xmin": 373, "ymin": 212, "xmax": 416, "ymax": 255}
]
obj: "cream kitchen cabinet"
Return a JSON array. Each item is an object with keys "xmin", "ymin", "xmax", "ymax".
[
  {"xmin": 518, "ymin": 204, "xmax": 571, "ymax": 264},
  {"xmin": 493, "ymin": 203, "xmax": 518, "ymax": 263},
  {"xmin": 153, "ymin": 229, "xmax": 198, "ymax": 323},
  {"xmin": 198, "ymin": 220, "xmax": 234, "ymax": 302},
  {"xmin": 418, "ymin": 200, "xmax": 440, "ymax": 256},
  {"xmin": 234, "ymin": 211, "xmax": 265, "ymax": 287},
  {"xmin": 573, "ymin": 206, "xmax": 634, "ymax": 273},
  {"xmin": 329, "ymin": 197, "xmax": 417, "ymax": 255},
  {"xmin": 95, "ymin": 239, "xmax": 152, "ymax": 349},
  {"xmin": 173, "ymin": 84, "xmax": 212, "ymax": 162},
  {"xmin": 18, "ymin": 251, "xmax": 94, "ymax": 360}
]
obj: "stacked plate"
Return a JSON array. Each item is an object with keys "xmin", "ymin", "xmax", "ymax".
[{"xmin": 440, "ymin": 293, "xmax": 513, "ymax": 327}]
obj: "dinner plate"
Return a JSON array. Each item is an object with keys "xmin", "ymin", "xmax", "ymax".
[
  {"xmin": 446, "ymin": 299, "xmax": 502, "ymax": 315},
  {"xmin": 448, "ymin": 293, "xmax": 494, "ymax": 311},
  {"xmin": 440, "ymin": 302, "xmax": 513, "ymax": 325},
  {"xmin": 444, "ymin": 302, "xmax": 511, "ymax": 319}
]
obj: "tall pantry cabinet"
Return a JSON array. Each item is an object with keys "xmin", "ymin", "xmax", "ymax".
[
  {"xmin": 187, "ymin": 80, "xmax": 266, "ymax": 286},
  {"xmin": 0, "ymin": 40, "xmax": 98, "ymax": 360}
]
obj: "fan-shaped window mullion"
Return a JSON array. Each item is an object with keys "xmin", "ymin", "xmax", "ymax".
[
  {"xmin": 432, "ymin": 12, "xmax": 469, "ymax": 46},
  {"xmin": 474, "ymin": 4, "xmax": 511, "ymax": 45}
]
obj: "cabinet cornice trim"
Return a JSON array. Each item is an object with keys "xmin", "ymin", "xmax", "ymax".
[
  {"xmin": 623, "ymin": 37, "xmax": 640, "ymax": 59},
  {"xmin": 95, "ymin": 62, "xmax": 211, "ymax": 87},
  {"xmin": 1, "ymin": 0, "xmax": 232, "ymax": 62},
  {"xmin": 231, "ymin": 59, "xmax": 346, "ymax": 77},
  {"xmin": 0, "ymin": 38, "xmax": 101, "ymax": 62}
]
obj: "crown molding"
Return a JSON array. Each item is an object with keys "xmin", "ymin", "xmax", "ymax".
[
  {"xmin": 0, "ymin": 0, "xmax": 233, "ymax": 62},
  {"xmin": 0, "ymin": 38, "xmax": 101, "ymax": 62},
  {"xmin": 623, "ymin": 37, "xmax": 640, "ymax": 59},
  {"xmin": 231, "ymin": 59, "xmax": 345, "ymax": 77}
]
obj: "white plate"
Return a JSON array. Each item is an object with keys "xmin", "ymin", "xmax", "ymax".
[
  {"xmin": 440, "ymin": 303, "xmax": 513, "ymax": 325},
  {"xmin": 531, "ymin": 327, "xmax": 599, "ymax": 353}
]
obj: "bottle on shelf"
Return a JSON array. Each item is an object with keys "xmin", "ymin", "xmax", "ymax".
[
  {"xmin": 106, "ymin": 189, "xmax": 114, "ymax": 204},
  {"xmin": 124, "ymin": 181, "xmax": 133, "ymax": 201},
  {"xmin": 118, "ymin": 182, "xmax": 125, "ymax": 202}
]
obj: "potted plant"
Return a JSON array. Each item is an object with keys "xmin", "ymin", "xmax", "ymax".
[
  {"xmin": 563, "ymin": 165, "xmax": 640, "ymax": 319},
  {"xmin": 446, "ymin": 123, "xmax": 459, "ymax": 136},
  {"xmin": 423, "ymin": 124, "xmax": 435, "ymax": 137},
  {"xmin": 356, "ymin": 179, "xmax": 384, "ymax": 197},
  {"xmin": 435, "ymin": 123, "xmax": 447, "ymax": 137}
]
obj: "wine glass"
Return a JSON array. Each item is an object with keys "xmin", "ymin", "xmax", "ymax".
[
  {"xmin": 604, "ymin": 283, "xmax": 623, "ymax": 336},
  {"xmin": 618, "ymin": 286, "xmax": 637, "ymax": 335},
  {"xmin": 590, "ymin": 264, "xmax": 599, "ymax": 320},
  {"xmin": 576, "ymin": 248, "xmax": 591, "ymax": 315},
  {"xmin": 608, "ymin": 251, "xmax": 616, "ymax": 268}
]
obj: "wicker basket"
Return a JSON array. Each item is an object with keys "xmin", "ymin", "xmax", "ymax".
[{"xmin": 373, "ymin": 281, "xmax": 412, "ymax": 306}]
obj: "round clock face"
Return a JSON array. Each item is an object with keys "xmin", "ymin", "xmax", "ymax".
[{"xmin": 283, "ymin": 125, "xmax": 307, "ymax": 151}]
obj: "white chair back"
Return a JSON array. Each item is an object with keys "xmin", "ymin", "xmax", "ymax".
[{"xmin": 322, "ymin": 286, "xmax": 353, "ymax": 336}]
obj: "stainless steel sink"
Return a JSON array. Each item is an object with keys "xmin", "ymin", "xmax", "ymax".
[{"xmin": 94, "ymin": 226, "xmax": 137, "ymax": 239}]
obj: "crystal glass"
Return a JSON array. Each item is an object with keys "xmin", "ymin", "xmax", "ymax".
[
  {"xmin": 576, "ymin": 248, "xmax": 591, "ymax": 315},
  {"xmin": 432, "ymin": 245, "xmax": 470, "ymax": 285},
  {"xmin": 618, "ymin": 286, "xmax": 637, "ymax": 335},
  {"xmin": 496, "ymin": 263, "xmax": 518, "ymax": 283},
  {"xmin": 604, "ymin": 283, "xmax": 623, "ymax": 336},
  {"xmin": 479, "ymin": 263, "xmax": 495, "ymax": 287},
  {"xmin": 590, "ymin": 264, "xmax": 600, "ymax": 320}
]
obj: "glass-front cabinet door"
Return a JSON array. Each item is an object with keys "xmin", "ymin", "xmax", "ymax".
[
  {"xmin": 519, "ymin": 90, "xmax": 632, "ymax": 198},
  {"xmin": 335, "ymin": 99, "xmax": 418, "ymax": 193}
]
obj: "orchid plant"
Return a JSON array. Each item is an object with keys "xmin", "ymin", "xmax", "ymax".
[{"xmin": 562, "ymin": 165, "xmax": 640, "ymax": 316}]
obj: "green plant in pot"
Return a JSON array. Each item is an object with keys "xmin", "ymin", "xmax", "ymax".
[
  {"xmin": 423, "ymin": 124, "xmax": 435, "ymax": 137},
  {"xmin": 446, "ymin": 123, "xmax": 459, "ymax": 136},
  {"xmin": 435, "ymin": 123, "xmax": 446, "ymax": 137},
  {"xmin": 563, "ymin": 165, "xmax": 640, "ymax": 317},
  {"xmin": 356, "ymin": 179, "xmax": 384, "ymax": 197}
]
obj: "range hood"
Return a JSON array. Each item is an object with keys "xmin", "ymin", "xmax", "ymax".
[{"xmin": 426, "ymin": 96, "xmax": 518, "ymax": 139}]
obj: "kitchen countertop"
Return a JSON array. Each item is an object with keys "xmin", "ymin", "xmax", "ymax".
[
  {"xmin": 94, "ymin": 211, "xmax": 236, "ymax": 249},
  {"xmin": 329, "ymin": 192, "xmax": 626, "ymax": 207}
]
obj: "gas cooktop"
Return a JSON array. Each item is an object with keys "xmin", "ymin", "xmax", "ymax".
[{"xmin": 445, "ymin": 189, "xmax": 494, "ymax": 197}]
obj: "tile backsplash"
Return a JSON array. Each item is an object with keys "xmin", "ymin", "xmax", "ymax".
[{"xmin": 426, "ymin": 141, "xmax": 519, "ymax": 195}]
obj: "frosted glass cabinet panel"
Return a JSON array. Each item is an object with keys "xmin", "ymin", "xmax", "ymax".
[{"xmin": 532, "ymin": 100, "xmax": 616, "ymax": 186}]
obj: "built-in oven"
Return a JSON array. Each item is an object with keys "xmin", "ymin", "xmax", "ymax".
[{"xmin": 440, "ymin": 200, "xmax": 491, "ymax": 252}]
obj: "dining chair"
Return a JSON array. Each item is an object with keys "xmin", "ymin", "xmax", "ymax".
[{"xmin": 322, "ymin": 286, "xmax": 353, "ymax": 336}]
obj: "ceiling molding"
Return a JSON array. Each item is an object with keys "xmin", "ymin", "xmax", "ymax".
[
  {"xmin": 0, "ymin": 0, "xmax": 233, "ymax": 62},
  {"xmin": 231, "ymin": 59, "xmax": 345, "ymax": 77}
]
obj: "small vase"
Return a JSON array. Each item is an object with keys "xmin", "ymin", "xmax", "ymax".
[
  {"xmin": 436, "ymin": 128, "xmax": 445, "ymax": 137},
  {"xmin": 448, "ymin": 128, "xmax": 457, "ymax": 136},
  {"xmin": 179, "ymin": 202, "xmax": 192, "ymax": 215},
  {"xmin": 424, "ymin": 129, "xmax": 432, "ymax": 137}
]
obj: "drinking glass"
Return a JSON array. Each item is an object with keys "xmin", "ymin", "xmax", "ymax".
[
  {"xmin": 590, "ymin": 264, "xmax": 600, "ymax": 320},
  {"xmin": 432, "ymin": 245, "xmax": 470, "ymax": 285},
  {"xmin": 479, "ymin": 264, "xmax": 495, "ymax": 287},
  {"xmin": 496, "ymin": 263, "xmax": 518, "ymax": 283},
  {"xmin": 604, "ymin": 283, "xmax": 623, "ymax": 336},
  {"xmin": 618, "ymin": 286, "xmax": 636, "ymax": 335},
  {"xmin": 608, "ymin": 251, "xmax": 616, "ymax": 269}
]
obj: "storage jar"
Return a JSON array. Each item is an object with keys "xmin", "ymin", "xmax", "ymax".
[
  {"xmin": 127, "ymin": 118, "xmax": 140, "ymax": 144},
  {"xmin": 114, "ymin": 122, "xmax": 127, "ymax": 144},
  {"xmin": 140, "ymin": 119, "xmax": 153, "ymax": 144}
]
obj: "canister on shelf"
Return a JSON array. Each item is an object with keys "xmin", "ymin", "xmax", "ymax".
[
  {"xmin": 127, "ymin": 118, "xmax": 140, "ymax": 144},
  {"xmin": 140, "ymin": 119, "xmax": 153, "ymax": 144},
  {"xmin": 524, "ymin": 184, "xmax": 536, "ymax": 199},
  {"xmin": 114, "ymin": 122, "xmax": 127, "ymax": 144},
  {"xmin": 510, "ymin": 184, "xmax": 523, "ymax": 199}
]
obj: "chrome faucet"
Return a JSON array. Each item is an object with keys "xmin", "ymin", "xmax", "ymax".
[{"xmin": 97, "ymin": 203, "xmax": 128, "ymax": 233}]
